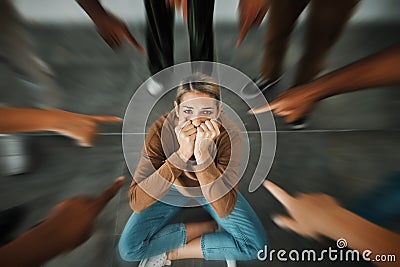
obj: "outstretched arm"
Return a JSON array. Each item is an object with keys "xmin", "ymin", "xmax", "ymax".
[
  {"xmin": 76, "ymin": 0, "xmax": 145, "ymax": 54},
  {"xmin": 236, "ymin": 0, "xmax": 269, "ymax": 46},
  {"xmin": 250, "ymin": 45, "xmax": 400, "ymax": 122},
  {"xmin": 0, "ymin": 107, "xmax": 121, "ymax": 147},
  {"xmin": 0, "ymin": 176, "xmax": 125, "ymax": 267},
  {"xmin": 264, "ymin": 180, "xmax": 400, "ymax": 266}
]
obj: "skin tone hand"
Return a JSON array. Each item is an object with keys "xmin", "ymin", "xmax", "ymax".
[
  {"xmin": 175, "ymin": 119, "xmax": 197, "ymax": 161},
  {"xmin": 237, "ymin": 0, "xmax": 269, "ymax": 46},
  {"xmin": 194, "ymin": 119, "xmax": 220, "ymax": 164},
  {"xmin": 42, "ymin": 176, "xmax": 126, "ymax": 250},
  {"xmin": 264, "ymin": 180, "xmax": 400, "ymax": 267},
  {"xmin": 0, "ymin": 176, "xmax": 125, "ymax": 267},
  {"xmin": 263, "ymin": 180, "xmax": 340, "ymax": 239},
  {"xmin": 94, "ymin": 11, "xmax": 145, "ymax": 54},
  {"xmin": 0, "ymin": 107, "xmax": 122, "ymax": 147},
  {"xmin": 249, "ymin": 45, "xmax": 400, "ymax": 122},
  {"xmin": 249, "ymin": 85, "xmax": 319, "ymax": 123},
  {"xmin": 77, "ymin": 0, "xmax": 145, "ymax": 54},
  {"xmin": 50, "ymin": 109, "xmax": 122, "ymax": 147}
]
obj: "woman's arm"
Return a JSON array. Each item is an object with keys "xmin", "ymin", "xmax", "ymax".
[
  {"xmin": 128, "ymin": 127, "xmax": 185, "ymax": 213},
  {"xmin": 195, "ymin": 127, "xmax": 242, "ymax": 218}
]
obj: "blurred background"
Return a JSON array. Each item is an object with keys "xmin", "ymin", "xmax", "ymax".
[{"xmin": 1, "ymin": 0, "xmax": 399, "ymax": 266}]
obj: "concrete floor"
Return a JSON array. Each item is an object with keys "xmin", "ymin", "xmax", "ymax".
[{"xmin": 1, "ymin": 8, "xmax": 400, "ymax": 267}]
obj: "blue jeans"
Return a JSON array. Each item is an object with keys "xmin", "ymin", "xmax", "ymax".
[{"xmin": 118, "ymin": 186, "xmax": 267, "ymax": 261}]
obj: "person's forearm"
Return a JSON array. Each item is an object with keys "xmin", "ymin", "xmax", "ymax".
[
  {"xmin": 196, "ymin": 162, "xmax": 238, "ymax": 218},
  {"xmin": 76, "ymin": 0, "xmax": 107, "ymax": 22},
  {"xmin": 129, "ymin": 153, "xmax": 184, "ymax": 212},
  {"xmin": 0, "ymin": 222, "xmax": 64, "ymax": 267},
  {"xmin": 0, "ymin": 107, "xmax": 57, "ymax": 134},
  {"xmin": 305, "ymin": 45, "xmax": 400, "ymax": 100},
  {"xmin": 321, "ymin": 207, "xmax": 400, "ymax": 266}
]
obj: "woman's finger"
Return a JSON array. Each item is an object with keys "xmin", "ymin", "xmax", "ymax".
[
  {"xmin": 210, "ymin": 120, "xmax": 220, "ymax": 136},
  {"xmin": 183, "ymin": 127, "xmax": 197, "ymax": 136},
  {"xmin": 199, "ymin": 123, "xmax": 209, "ymax": 134},
  {"xmin": 204, "ymin": 120, "xmax": 216, "ymax": 134}
]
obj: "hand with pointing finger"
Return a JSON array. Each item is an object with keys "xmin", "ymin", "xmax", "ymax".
[
  {"xmin": 93, "ymin": 11, "xmax": 146, "ymax": 54},
  {"xmin": 0, "ymin": 176, "xmax": 125, "ymax": 267},
  {"xmin": 263, "ymin": 180, "xmax": 340, "ymax": 239},
  {"xmin": 77, "ymin": 0, "xmax": 145, "ymax": 54},
  {"xmin": 0, "ymin": 107, "xmax": 122, "ymax": 147},
  {"xmin": 43, "ymin": 176, "xmax": 125, "ymax": 250},
  {"xmin": 248, "ymin": 85, "xmax": 318, "ymax": 123},
  {"xmin": 51, "ymin": 109, "xmax": 122, "ymax": 147},
  {"xmin": 263, "ymin": 180, "xmax": 400, "ymax": 267}
]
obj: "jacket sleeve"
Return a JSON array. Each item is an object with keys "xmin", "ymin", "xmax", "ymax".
[{"xmin": 128, "ymin": 125, "xmax": 185, "ymax": 213}]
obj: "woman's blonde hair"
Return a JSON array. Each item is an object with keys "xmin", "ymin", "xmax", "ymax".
[{"xmin": 175, "ymin": 73, "xmax": 221, "ymax": 105}]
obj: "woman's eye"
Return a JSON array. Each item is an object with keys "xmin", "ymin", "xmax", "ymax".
[
  {"xmin": 202, "ymin": 111, "xmax": 212, "ymax": 115},
  {"xmin": 183, "ymin": 110, "xmax": 193, "ymax": 114}
]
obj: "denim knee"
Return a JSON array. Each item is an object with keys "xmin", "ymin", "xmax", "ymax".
[
  {"xmin": 237, "ymin": 233, "xmax": 268, "ymax": 260},
  {"xmin": 118, "ymin": 237, "xmax": 144, "ymax": 262}
]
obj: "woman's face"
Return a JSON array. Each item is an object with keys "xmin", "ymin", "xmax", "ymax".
[{"xmin": 174, "ymin": 91, "xmax": 222, "ymax": 127}]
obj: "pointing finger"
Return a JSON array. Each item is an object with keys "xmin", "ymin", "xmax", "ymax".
[
  {"xmin": 92, "ymin": 176, "xmax": 125, "ymax": 214},
  {"xmin": 248, "ymin": 104, "xmax": 272, "ymax": 114},
  {"xmin": 91, "ymin": 116, "xmax": 122, "ymax": 123},
  {"xmin": 123, "ymin": 29, "xmax": 146, "ymax": 56},
  {"xmin": 264, "ymin": 180, "xmax": 295, "ymax": 209}
]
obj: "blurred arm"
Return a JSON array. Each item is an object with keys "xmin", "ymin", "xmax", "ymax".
[
  {"xmin": 303, "ymin": 45, "xmax": 400, "ymax": 100},
  {"xmin": 236, "ymin": 0, "xmax": 270, "ymax": 46},
  {"xmin": 76, "ymin": 0, "xmax": 107, "ymax": 23},
  {"xmin": 76, "ymin": 0, "xmax": 145, "ymax": 53},
  {"xmin": 0, "ymin": 177, "xmax": 124, "ymax": 267},
  {"xmin": 324, "ymin": 206, "xmax": 400, "ymax": 266},
  {"xmin": 0, "ymin": 107, "xmax": 121, "ymax": 147},
  {"xmin": 250, "ymin": 45, "xmax": 400, "ymax": 121},
  {"xmin": 0, "ymin": 107, "xmax": 55, "ymax": 134},
  {"xmin": 264, "ymin": 181, "xmax": 400, "ymax": 267}
]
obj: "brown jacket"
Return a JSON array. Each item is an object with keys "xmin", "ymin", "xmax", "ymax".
[{"xmin": 129, "ymin": 113, "xmax": 243, "ymax": 218}]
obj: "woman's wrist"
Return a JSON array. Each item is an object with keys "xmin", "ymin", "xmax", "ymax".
[
  {"xmin": 177, "ymin": 149, "xmax": 191, "ymax": 162},
  {"xmin": 297, "ymin": 80, "xmax": 329, "ymax": 102},
  {"xmin": 195, "ymin": 151, "xmax": 211, "ymax": 165},
  {"xmin": 317, "ymin": 205, "xmax": 356, "ymax": 240}
]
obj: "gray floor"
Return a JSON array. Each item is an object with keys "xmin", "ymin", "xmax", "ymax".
[{"xmin": 1, "ymin": 13, "xmax": 400, "ymax": 267}]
